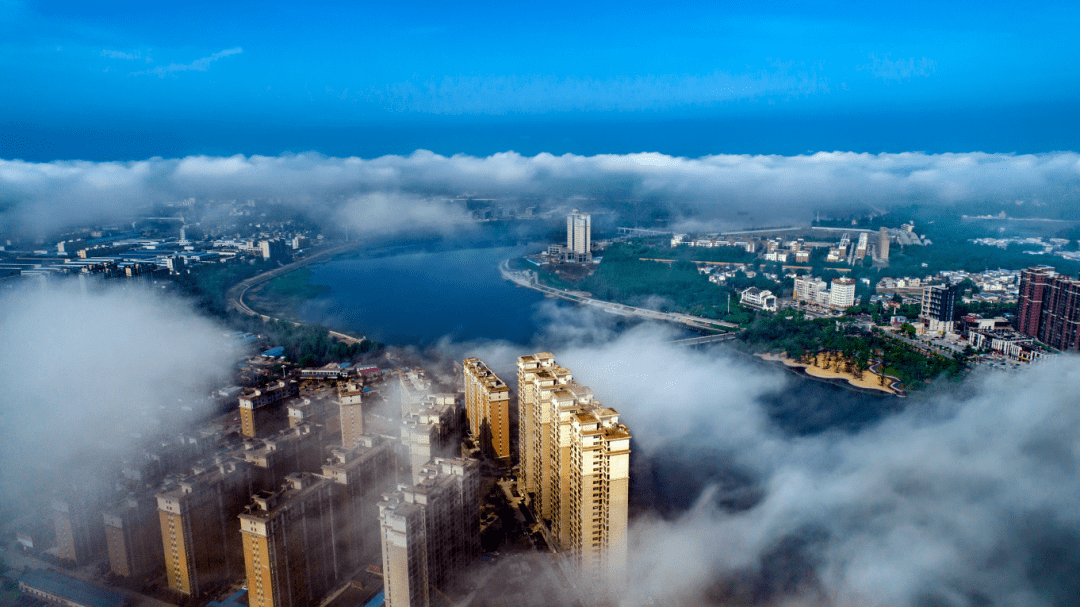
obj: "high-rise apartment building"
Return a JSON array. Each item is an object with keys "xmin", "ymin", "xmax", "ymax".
[
  {"xmin": 52, "ymin": 494, "xmax": 106, "ymax": 566},
  {"xmin": 239, "ymin": 381, "xmax": 299, "ymax": 439},
  {"xmin": 240, "ymin": 474, "xmax": 339, "ymax": 607},
  {"xmin": 878, "ymin": 227, "xmax": 890, "ymax": 262},
  {"xmin": 379, "ymin": 458, "xmax": 480, "ymax": 607},
  {"xmin": 157, "ymin": 458, "xmax": 251, "ymax": 597},
  {"xmin": 919, "ymin": 282, "xmax": 959, "ymax": 334},
  {"xmin": 401, "ymin": 396, "xmax": 460, "ymax": 484},
  {"xmin": 104, "ymin": 493, "xmax": 164, "ymax": 578},
  {"xmin": 855, "ymin": 232, "xmax": 868, "ymax": 260},
  {"xmin": 517, "ymin": 352, "xmax": 571, "ymax": 520},
  {"xmin": 567, "ymin": 407, "xmax": 631, "ymax": 579},
  {"xmin": 567, "ymin": 211, "xmax": 591, "ymax": 261},
  {"xmin": 1017, "ymin": 266, "xmax": 1053, "ymax": 337},
  {"xmin": 793, "ymin": 276, "xmax": 828, "ymax": 304},
  {"xmin": 829, "ymin": 277, "xmax": 856, "ymax": 310},
  {"xmin": 462, "ymin": 358, "xmax": 511, "ymax": 460},
  {"xmin": 516, "ymin": 353, "xmax": 631, "ymax": 580},
  {"xmin": 338, "ymin": 381, "xmax": 366, "ymax": 448},
  {"xmin": 1017, "ymin": 266, "xmax": 1080, "ymax": 350},
  {"xmin": 321, "ymin": 435, "xmax": 398, "ymax": 570},
  {"xmin": 241, "ymin": 424, "xmax": 323, "ymax": 493}
]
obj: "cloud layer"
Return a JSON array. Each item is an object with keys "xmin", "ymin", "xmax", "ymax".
[
  {"xmin": 0, "ymin": 280, "xmax": 237, "ymax": 517},
  {"xmin": 3, "ymin": 150, "xmax": 1079, "ymax": 238},
  {"xmin": 525, "ymin": 323, "xmax": 1080, "ymax": 606},
  {"xmin": 443, "ymin": 307, "xmax": 1080, "ymax": 606}
]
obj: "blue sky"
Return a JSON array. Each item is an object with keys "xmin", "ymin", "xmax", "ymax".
[{"xmin": 2, "ymin": 0, "xmax": 1079, "ymax": 160}]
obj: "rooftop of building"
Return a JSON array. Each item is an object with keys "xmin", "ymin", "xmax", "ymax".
[
  {"xmin": 19, "ymin": 568, "xmax": 125, "ymax": 607},
  {"xmin": 240, "ymin": 473, "xmax": 328, "ymax": 521}
]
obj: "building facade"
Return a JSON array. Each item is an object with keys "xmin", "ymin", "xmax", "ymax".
[
  {"xmin": 919, "ymin": 283, "xmax": 959, "ymax": 334},
  {"xmin": 516, "ymin": 353, "xmax": 631, "ymax": 582},
  {"xmin": 321, "ymin": 435, "xmax": 398, "ymax": 570},
  {"xmin": 239, "ymin": 381, "xmax": 299, "ymax": 439},
  {"xmin": 157, "ymin": 459, "xmax": 251, "ymax": 597},
  {"xmin": 240, "ymin": 474, "xmax": 339, "ymax": 607},
  {"xmin": 401, "ymin": 395, "xmax": 461, "ymax": 485},
  {"xmin": 52, "ymin": 494, "xmax": 106, "ymax": 566},
  {"xmin": 878, "ymin": 227, "xmax": 890, "ymax": 262},
  {"xmin": 740, "ymin": 287, "xmax": 777, "ymax": 312},
  {"xmin": 1017, "ymin": 266, "xmax": 1080, "ymax": 350},
  {"xmin": 379, "ymin": 458, "xmax": 480, "ymax": 607},
  {"xmin": 793, "ymin": 276, "xmax": 828, "ymax": 303},
  {"xmin": 338, "ymin": 381, "xmax": 366, "ymax": 448},
  {"xmin": 567, "ymin": 211, "xmax": 592, "ymax": 261},
  {"xmin": 462, "ymin": 358, "xmax": 512, "ymax": 460},
  {"xmin": 104, "ymin": 493, "xmax": 164, "ymax": 579},
  {"xmin": 241, "ymin": 424, "xmax": 323, "ymax": 493},
  {"xmin": 829, "ymin": 277, "xmax": 856, "ymax": 310}
]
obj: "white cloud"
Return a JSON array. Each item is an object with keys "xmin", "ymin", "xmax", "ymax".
[
  {"xmin": 101, "ymin": 49, "xmax": 140, "ymax": 60},
  {"xmin": 859, "ymin": 54, "xmax": 937, "ymax": 83},
  {"xmin": 0, "ymin": 280, "xmax": 238, "ymax": 519},
  {"xmin": 2, "ymin": 150, "xmax": 1079, "ymax": 237},
  {"xmin": 130, "ymin": 47, "xmax": 242, "ymax": 77},
  {"xmin": 458, "ymin": 319, "xmax": 1080, "ymax": 606},
  {"xmin": 364, "ymin": 67, "xmax": 829, "ymax": 115}
]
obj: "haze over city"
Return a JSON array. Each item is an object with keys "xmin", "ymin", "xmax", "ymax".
[{"xmin": 2, "ymin": 2, "xmax": 1080, "ymax": 607}]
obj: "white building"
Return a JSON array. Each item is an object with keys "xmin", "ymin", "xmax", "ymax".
[
  {"xmin": 567, "ymin": 210, "xmax": 592, "ymax": 261},
  {"xmin": 740, "ymin": 287, "xmax": 778, "ymax": 312},
  {"xmin": 794, "ymin": 276, "xmax": 828, "ymax": 303},
  {"xmin": 829, "ymin": 278, "xmax": 856, "ymax": 309}
]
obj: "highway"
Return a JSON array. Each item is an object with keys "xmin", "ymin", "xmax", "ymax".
[{"xmin": 499, "ymin": 260, "xmax": 740, "ymax": 333}]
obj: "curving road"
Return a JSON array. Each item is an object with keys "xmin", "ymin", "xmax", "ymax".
[
  {"xmin": 499, "ymin": 260, "xmax": 740, "ymax": 333},
  {"xmin": 226, "ymin": 241, "xmax": 369, "ymax": 345}
]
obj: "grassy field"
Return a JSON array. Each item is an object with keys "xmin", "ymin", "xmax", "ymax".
[{"xmin": 246, "ymin": 268, "xmax": 331, "ymax": 318}]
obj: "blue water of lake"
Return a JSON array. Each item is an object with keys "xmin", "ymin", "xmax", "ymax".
[{"xmin": 298, "ymin": 244, "xmax": 556, "ymax": 346}]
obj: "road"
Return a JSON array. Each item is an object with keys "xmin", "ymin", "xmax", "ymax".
[
  {"xmin": 668, "ymin": 333, "xmax": 739, "ymax": 346},
  {"xmin": 226, "ymin": 242, "xmax": 369, "ymax": 345},
  {"xmin": 499, "ymin": 261, "xmax": 739, "ymax": 333}
]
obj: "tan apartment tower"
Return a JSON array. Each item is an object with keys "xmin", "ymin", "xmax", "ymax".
[
  {"xmin": 338, "ymin": 381, "xmax": 365, "ymax": 448},
  {"xmin": 516, "ymin": 353, "xmax": 631, "ymax": 581},
  {"xmin": 51, "ymin": 495, "xmax": 106, "ymax": 566},
  {"xmin": 157, "ymin": 458, "xmax": 251, "ymax": 597},
  {"xmin": 104, "ymin": 494, "xmax": 164, "ymax": 579},
  {"xmin": 379, "ymin": 458, "xmax": 480, "ymax": 607},
  {"xmin": 463, "ymin": 358, "xmax": 512, "ymax": 460},
  {"xmin": 241, "ymin": 424, "xmax": 323, "ymax": 493},
  {"xmin": 878, "ymin": 227, "xmax": 890, "ymax": 262},
  {"xmin": 240, "ymin": 474, "xmax": 339, "ymax": 607},
  {"xmin": 239, "ymin": 380, "xmax": 299, "ymax": 438},
  {"xmin": 516, "ymin": 352, "xmax": 572, "ymax": 521}
]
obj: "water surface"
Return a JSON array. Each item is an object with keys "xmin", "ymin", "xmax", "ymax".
[{"xmin": 300, "ymin": 245, "xmax": 554, "ymax": 346}]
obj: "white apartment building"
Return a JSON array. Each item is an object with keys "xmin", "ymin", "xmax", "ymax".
[
  {"xmin": 829, "ymin": 278, "xmax": 856, "ymax": 309},
  {"xmin": 567, "ymin": 211, "xmax": 592, "ymax": 260}
]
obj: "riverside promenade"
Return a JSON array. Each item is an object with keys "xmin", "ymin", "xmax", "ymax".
[{"xmin": 499, "ymin": 260, "xmax": 739, "ymax": 333}]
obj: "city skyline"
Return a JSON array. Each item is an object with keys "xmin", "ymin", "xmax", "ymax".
[{"xmin": 4, "ymin": 1, "xmax": 1080, "ymax": 606}]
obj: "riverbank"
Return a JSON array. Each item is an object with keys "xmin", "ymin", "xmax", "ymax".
[
  {"xmin": 500, "ymin": 259, "xmax": 738, "ymax": 333},
  {"xmin": 757, "ymin": 352, "xmax": 906, "ymax": 396}
]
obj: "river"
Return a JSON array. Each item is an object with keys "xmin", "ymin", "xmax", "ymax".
[
  {"xmin": 297, "ymin": 244, "xmax": 559, "ymax": 347},
  {"xmin": 295, "ymin": 243, "xmax": 890, "ymax": 417}
]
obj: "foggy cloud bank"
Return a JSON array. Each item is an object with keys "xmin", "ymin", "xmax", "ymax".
[
  {"xmin": 458, "ymin": 310, "xmax": 1080, "ymax": 607},
  {"xmin": 2, "ymin": 150, "xmax": 1079, "ymax": 237},
  {"xmin": 0, "ymin": 281, "xmax": 238, "ymax": 516}
]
